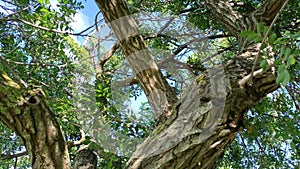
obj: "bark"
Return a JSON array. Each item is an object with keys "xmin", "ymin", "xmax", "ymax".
[
  {"xmin": 0, "ymin": 71, "xmax": 71, "ymax": 169},
  {"xmin": 95, "ymin": 0, "xmax": 285, "ymax": 168},
  {"xmin": 96, "ymin": 0, "xmax": 178, "ymax": 118},
  {"xmin": 0, "ymin": 0, "xmax": 288, "ymax": 168},
  {"xmin": 73, "ymin": 147, "xmax": 98, "ymax": 169}
]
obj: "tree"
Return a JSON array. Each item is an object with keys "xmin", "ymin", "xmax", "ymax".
[{"xmin": 0, "ymin": 0, "xmax": 299, "ymax": 168}]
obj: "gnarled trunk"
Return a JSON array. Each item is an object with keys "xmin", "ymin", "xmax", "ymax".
[
  {"xmin": 0, "ymin": 71, "xmax": 71, "ymax": 169},
  {"xmin": 95, "ymin": 0, "xmax": 285, "ymax": 168},
  {"xmin": 0, "ymin": 0, "xmax": 288, "ymax": 168}
]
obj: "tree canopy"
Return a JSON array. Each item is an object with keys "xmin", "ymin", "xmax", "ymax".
[{"xmin": 0, "ymin": 0, "xmax": 299, "ymax": 168}]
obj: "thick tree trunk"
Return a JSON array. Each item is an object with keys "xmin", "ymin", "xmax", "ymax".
[
  {"xmin": 0, "ymin": 0, "xmax": 287, "ymax": 168},
  {"xmin": 95, "ymin": 0, "xmax": 285, "ymax": 168},
  {"xmin": 0, "ymin": 71, "xmax": 71, "ymax": 169},
  {"xmin": 125, "ymin": 46, "xmax": 279, "ymax": 169}
]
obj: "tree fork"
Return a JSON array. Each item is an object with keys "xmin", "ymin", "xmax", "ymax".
[{"xmin": 95, "ymin": 0, "xmax": 284, "ymax": 168}]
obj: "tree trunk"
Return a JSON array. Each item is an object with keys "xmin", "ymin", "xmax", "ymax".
[
  {"xmin": 95, "ymin": 0, "xmax": 285, "ymax": 168},
  {"xmin": 0, "ymin": 0, "xmax": 288, "ymax": 168},
  {"xmin": 96, "ymin": 0, "xmax": 178, "ymax": 119},
  {"xmin": 0, "ymin": 71, "xmax": 71, "ymax": 169},
  {"xmin": 73, "ymin": 146, "xmax": 98, "ymax": 169}
]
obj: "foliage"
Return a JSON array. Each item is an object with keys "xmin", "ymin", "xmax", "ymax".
[
  {"xmin": 240, "ymin": 24, "xmax": 299, "ymax": 86},
  {"xmin": 219, "ymin": 91, "xmax": 300, "ymax": 168},
  {"xmin": 0, "ymin": 0, "xmax": 299, "ymax": 168},
  {"xmin": 0, "ymin": 0, "xmax": 83, "ymax": 167}
]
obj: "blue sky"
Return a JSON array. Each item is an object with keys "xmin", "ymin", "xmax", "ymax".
[{"xmin": 49, "ymin": 0, "xmax": 99, "ymax": 43}]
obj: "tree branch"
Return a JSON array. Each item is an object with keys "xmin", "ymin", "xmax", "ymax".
[
  {"xmin": 96, "ymin": 0, "xmax": 179, "ymax": 118},
  {"xmin": 239, "ymin": 0, "xmax": 290, "ymax": 87},
  {"xmin": 0, "ymin": 17, "xmax": 103, "ymax": 37},
  {"xmin": 203, "ymin": 0, "xmax": 243, "ymax": 35},
  {"xmin": 0, "ymin": 151, "xmax": 28, "ymax": 160},
  {"xmin": 253, "ymin": 0, "xmax": 289, "ymax": 25}
]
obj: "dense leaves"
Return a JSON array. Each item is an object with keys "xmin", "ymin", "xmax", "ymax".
[
  {"xmin": 0, "ymin": 0, "xmax": 84, "ymax": 166},
  {"xmin": 0, "ymin": 0, "xmax": 299, "ymax": 168}
]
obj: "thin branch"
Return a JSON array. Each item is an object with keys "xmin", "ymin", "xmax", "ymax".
[
  {"xmin": 240, "ymin": 0, "xmax": 290, "ymax": 87},
  {"xmin": 255, "ymin": 138, "xmax": 267, "ymax": 157},
  {"xmin": 202, "ymin": 45, "xmax": 233, "ymax": 63},
  {"xmin": 285, "ymin": 85, "xmax": 300, "ymax": 110},
  {"xmin": 157, "ymin": 16, "xmax": 176, "ymax": 35},
  {"xmin": 0, "ymin": 151, "xmax": 28, "ymax": 160},
  {"xmin": 4, "ymin": 2, "xmax": 38, "ymax": 18},
  {"xmin": 67, "ymin": 129, "xmax": 86, "ymax": 148},
  {"xmin": 0, "ymin": 18, "xmax": 102, "ymax": 37},
  {"xmin": 0, "ymin": 55, "xmax": 27, "ymax": 87},
  {"xmin": 100, "ymin": 42, "xmax": 120, "ymax": 64}
]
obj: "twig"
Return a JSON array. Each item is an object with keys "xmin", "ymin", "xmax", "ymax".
[
  {"xmin": 243, "ymin": 0, "xmax": 290, "ymax": 87},
  {"xmin": 4, "ymin": 3, "xmax": 38, "ymax": 18},
  {"xmin": 67, "ymin": 128, "xmax": 86, "ymax": 147},
  {"xmin": 285, "ymin": 85, "xmax": 300, "ymax": 110},
  {"xmin": 0, "ymin": 151, "xmax": 28, "ymax": 160},
  {"xmin": 0, "ymin": 18, "xmax": 103, "ymax": 37},
  {"xmin": 0, "ymin": 55, "xmax": 27, "ymax": 87}
]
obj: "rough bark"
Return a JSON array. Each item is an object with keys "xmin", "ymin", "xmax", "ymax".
[
  {"xmin": 73, "ymin": 147, "xmax": 98, "ymax": 169},
  {"xmin": 0, "ymin": 71, "xmax": 71, "ymax": 169},
  {"xmin": 95, "ymin": 0, "xmax": 285, "ymax": 168},
  {"xmin": 0, "ymin": 0, "xmax": 288, "ymax": 168},
  {"xmin": 96, "ymin": 0, "xmax": 178, "ymax": 118}
]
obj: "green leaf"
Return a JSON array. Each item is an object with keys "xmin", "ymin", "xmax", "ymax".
[
  {"xmin": 82, "ymin": 139, "xmax": 91, "ymax": 145},
  {"xmin": 282, "ymin": 70, "xmax": 290, "ymax": 86},
  {"xmin": 247, "ymin": 32, "xmax": 258, "ymax": 41},
  {"xmin": 284, "ymin": 47, "xmax": 292, "ymax": 60},
  {"xmin": 290, "ymin": 31, "xmax": 300, "ymax": 40},
  {"xmin": 279, "ymin": 46, "xmax": 286, "ymax": 58},
  {"xmin": 255, "ymin": 37, "xmax": 263, "ymax": 43},
  {"xmin": 278, "ymin": 64, "xmax": 285, "ymax": 72},
  {"xmin": 268, "ymin": 33, "xmax": 277, "ymax": 44},
  {"xmin": 276, "ymin": 68, "xmax": 290, "ymax": 86},
  {"xmin": 276, "ymin": 67, "xmax": 287, "ymax": 83},
  {"xmin": 274, "ymin": 37, "xmax": 285, "ymax": 44},
  {"xmin": 257, "ymin": 22, "xmax": 264, "ymax": 34},
  {"xmin": 40, "ymin": 8, "xmax": 50, "ymax": 13},
  {"xmin": 107, "ymin": 158, "xmax": 113, "ymax": 169},
  {"xmin": 260, "ymin": 59, "xmax": 268, "ymax": 71},
  {"xmin": 291, "ymin": 141, "xmax": 296, "ymax": 151},
  {"xmin": 38, "ymin": 0, "xmax": 49, "ymax": 4},
  {"xmin": 240, "ymin": 30, "xmax": 255, "ymax": 37},
  {"xmin": 89, "ymin": 142, "xmax": 101, "ymax": 150},
  {"xmin": 288, "ymin": 56, "xmax": 296, "ymax": 66}
]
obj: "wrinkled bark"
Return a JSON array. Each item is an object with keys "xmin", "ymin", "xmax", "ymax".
[
  {"xmin": 0, "ymin": 0, "xmax": 288, "ymax": 168},
  {"xmin": 95, "ymin": 0, "xmax": 285, "ymax": 168},
  {"xmin": 73, "ymin": 147, "xmax": 98, "ymax": 169},
  {"xmin": 125, "ymin": 46, "xmax": 279, "ymax": 169},
  {"xmin": 0, "ymin": 71, "xmax": 71, "ymax": 169}
]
